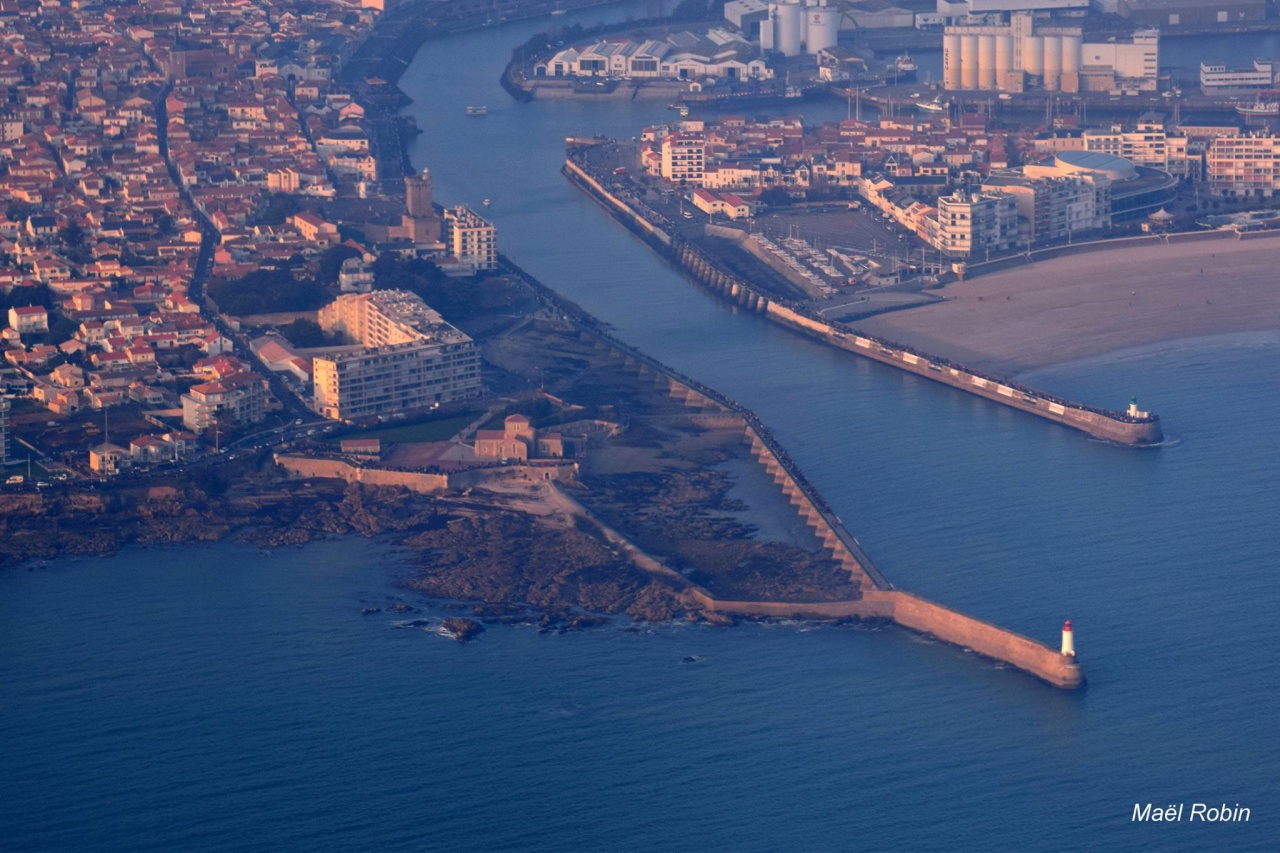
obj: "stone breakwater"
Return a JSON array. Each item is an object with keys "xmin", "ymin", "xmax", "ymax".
[
  {"xmin": 563, "ymin": 150, "xmax": 1163, "ymax": 447},
  {"xmin": 500, "ymin": 253, "xmax": 1084, "ymax": 690}
]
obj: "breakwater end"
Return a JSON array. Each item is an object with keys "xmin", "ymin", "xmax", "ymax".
[{"xmin": 563, "ymin": 148, "xmax": 1163, "ymax": 447}]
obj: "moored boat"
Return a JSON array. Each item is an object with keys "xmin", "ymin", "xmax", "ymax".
[{"xmin": 1236, "ymin": 100, "xmax": 1279, "ymax": 117}]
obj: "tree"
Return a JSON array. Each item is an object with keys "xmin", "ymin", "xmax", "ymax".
[
  {"xmin": 207, "ymin": 266, "xmax": 328, "ymax": 316},
  {"xmin": 317, "ymin": 244, "xmax": 362, "ymax": 285},
  {"xmin": 0, "ymin": 283, "xmax": 54, "ymax": 315},
  {"xmin": 279, "ymin": 318, "xmax": 342, "ymax": 348},
  {"xmin": 59, "ymin": 222, "xmax": 87, "ymax": 249},
  {"xmin": 759, "ymin": 187, "xmax": 796, "ymax": 207},
  {"xmin": 253, "ymin": 193, "xmax": 305, "ymax": 227}
]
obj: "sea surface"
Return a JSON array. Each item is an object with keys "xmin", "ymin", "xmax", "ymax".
[{"xmin": 3, "ymin": 8, "xmax": 1278, "ymax": 850}]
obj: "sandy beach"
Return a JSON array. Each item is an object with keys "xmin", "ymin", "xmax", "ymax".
[{"xmin": 854, "ymin": 234, "xmax": 1280, "ymax": 376}]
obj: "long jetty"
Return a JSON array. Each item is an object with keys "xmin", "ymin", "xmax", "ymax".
[
  {"xmin": 563, "ymin": 147, "xmax": 1163, "ymax": 447},
  {"xmin": 501, "ymin": 252, "xmax": 1084, "ymax": 691}
]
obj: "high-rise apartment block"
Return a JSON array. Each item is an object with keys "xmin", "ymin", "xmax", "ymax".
[
  {"xmin": 661, "ymin": 132, "xmax": 706, "ymax": 185},
  {"xmin": 443, "ymin": 206, "xmax": 498, "ymax": 272},
  {"xmin": 982, "ymin": 174, "xmax": 1110, "ymax": 243},
  {"xmin": 1206, "ymin": 134, "xmax": 1280, "ymax": 197},
  {"xmin": 935, "ymin": 191, "xmax": 1020, "ymax": 257},
  {"xmin": 312, "ymin": 290, "xmax": 481, "ymax": 421}
]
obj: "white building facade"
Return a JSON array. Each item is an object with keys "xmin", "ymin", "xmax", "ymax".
[{"xmin": 934, "ymin": 191, "xmax": 1019, "ymax": 257}]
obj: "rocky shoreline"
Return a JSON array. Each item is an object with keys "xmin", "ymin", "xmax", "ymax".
[{"xmin": 4, "ymin": 315, "xmax": 873, "ymax": 631}]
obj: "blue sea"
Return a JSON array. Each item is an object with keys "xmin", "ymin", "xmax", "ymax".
[{"xmin": 3, "ymin": 7, "xmax": 1277, "ymax": 850}]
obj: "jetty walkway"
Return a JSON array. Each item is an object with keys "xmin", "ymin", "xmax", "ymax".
[{"xmin": 563, "ymin": 144, "xmax": 1163, "ymax": 447}]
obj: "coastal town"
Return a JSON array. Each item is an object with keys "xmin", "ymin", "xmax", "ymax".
[
  {"xmin": 0, "ymin": 0, "xmax": 502, "ymax": 481},
  {"xmin": 6, "ymin": 0, "xmax": 1280, "ymax": 483},
  {"xmin": 0, "ymin": 0, "xmax": 1277, "ymax": 643}
]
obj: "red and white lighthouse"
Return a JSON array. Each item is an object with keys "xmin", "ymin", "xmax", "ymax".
[{"xmin": 1061, "ymin": 620, "xmax": 1075, "ymax": 657}]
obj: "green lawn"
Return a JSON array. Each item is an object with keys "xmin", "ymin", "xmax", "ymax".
[{"xmin": 340, "ymin": 412, "xmax": 481, "ymax": 444}]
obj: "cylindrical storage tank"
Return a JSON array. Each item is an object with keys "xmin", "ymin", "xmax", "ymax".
[
  {"xmin": 943, "ymin": 32, "xmax": 962, "ymax": 90},
  {"xmin": 995, "ymin": 34, "xmax": 1014, "ymax": 88},
  {"xmin": 774, "ymin": 2, "xmax": 803, "ymax": 58},
  {"xmin": 978, "ymin": 34, "xmax": 997, "ymax": 90},
  {"xmin": 960, "ymin": 33, "xmax": 979, "ymax": 90},
  {"xmin": 804, "ymin": 7, "xmax": 838, "ymax": 55},
  {"xmin": 1061, "ymin": 34, "xmax": 1081, "ymax": 74},
  {"xmin": 1043, "ymin": 35, "xmax": 1062, "ymax": 91},
  {"xmin": 1023, "ymin": 34, "xmax": 1044, "ymax": 77}
]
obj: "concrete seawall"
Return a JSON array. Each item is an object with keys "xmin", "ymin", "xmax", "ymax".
[
  {"xmin": 563, "ymin": 148, "xmax": 1162, "ymax": 446},
  {"xmin": 685, "ymin": 588, "xmax": 1083, "ymax": 689},
  {"xmin": 766, "ymin": 302, "xmax": 1164, "ymax": 445},
  {"xmin": 274, "ymin": 455, "xmax": 577, "ymax": 491},
  {"xmin": 563, "ymin": 158, "xmax": 670, "ymax": 249}
]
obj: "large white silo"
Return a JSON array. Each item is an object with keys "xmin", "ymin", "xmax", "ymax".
[
  {"xmin": 1023, "ymin": 34, "xmax": 1044, "ymax": 77},
  {"xmin": 804, "ymin": 7, "xmax": 839, "ymax": 55},
  {"xmin": 1043, "ymin": 35, "xmax": 1062, "ymax": 90},
  {"xmin": 978, "ymin": 34, "xmax": 997, "ymax": 90},
  {"xmin": 960, "ymin": 33, "xmax": 979, "ymax": 90},
  {"xmin": 774, "ymin": 1, "xmax": 803, "ymax": 58},
  {"xmin": 995, "ymin": 34, "xmax": 1014, "ymax": 88},
  {"xmin": 1061, "ymin": 34, "xmax": 1081, "ymax": 74},
  {"xmin": 943, "ymin": 32, "xmax": 962, "ymax": 90}
]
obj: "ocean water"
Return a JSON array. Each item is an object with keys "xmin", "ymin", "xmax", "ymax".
[{"xmin": 3, "ymin": 8, "xmax": 1278, "ymax": 850}]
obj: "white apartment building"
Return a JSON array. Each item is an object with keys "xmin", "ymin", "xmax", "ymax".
[
  {"xmin": 442, "ymin": 206, "xmax": 497, "ymax": 272},
  {"xmin": 982, "ymin": 173, "xmax": 1110, "ymax": 243},
  {"xmin": 934, "ymin": 191, "xmax": 1019, "ymax": 257},
  {"xmin": 181, "ymin": 371, "xmax": 268, "ymax": 432},
  {"xmin": 1205, "ymin": 134, "xmax": 1280, "ymax": 197},
  {"xmin": 338, "ymin": 257, "xmax": 374, "ymax": 293},
  {"xmin": 1082, "ymin": 118, "xmax": 1191, "ymax": 175},
  {"xmin": 661, "ymin": 132, "xmax": 706, "ymax": 185},
  {"xmin": 312, "ymin": 290, "xmax": 481, "ymax": 421}
]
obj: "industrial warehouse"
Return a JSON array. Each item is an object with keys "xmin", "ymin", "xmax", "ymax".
[{"xmin": 535, "ymin": 29, "xmax": 772, "ymax": 81}]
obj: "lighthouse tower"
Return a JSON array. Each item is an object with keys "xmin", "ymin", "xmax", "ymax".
[{"xmin": 1061, "ymin": 620, "xmax": 1075, "ymax": 657}]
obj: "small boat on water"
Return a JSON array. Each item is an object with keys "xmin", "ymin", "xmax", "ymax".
[
  {"xmin": 895, "ymin": 53, "xmax": 918, "ymax": 75},
  {"xmin": 916, "ymin": 96, "xmax": 947, "ymax": 113},
  {"xmin": 466, "ymin": 105, "xmax": 488, "ymax": 116},
  {"xmin": 1236, "ymin": 100, "xmax": 1279, "ymax": 117},
  {"xmin": 482, "ymin": 198, "xmax": 491, "ymax": 207}
]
